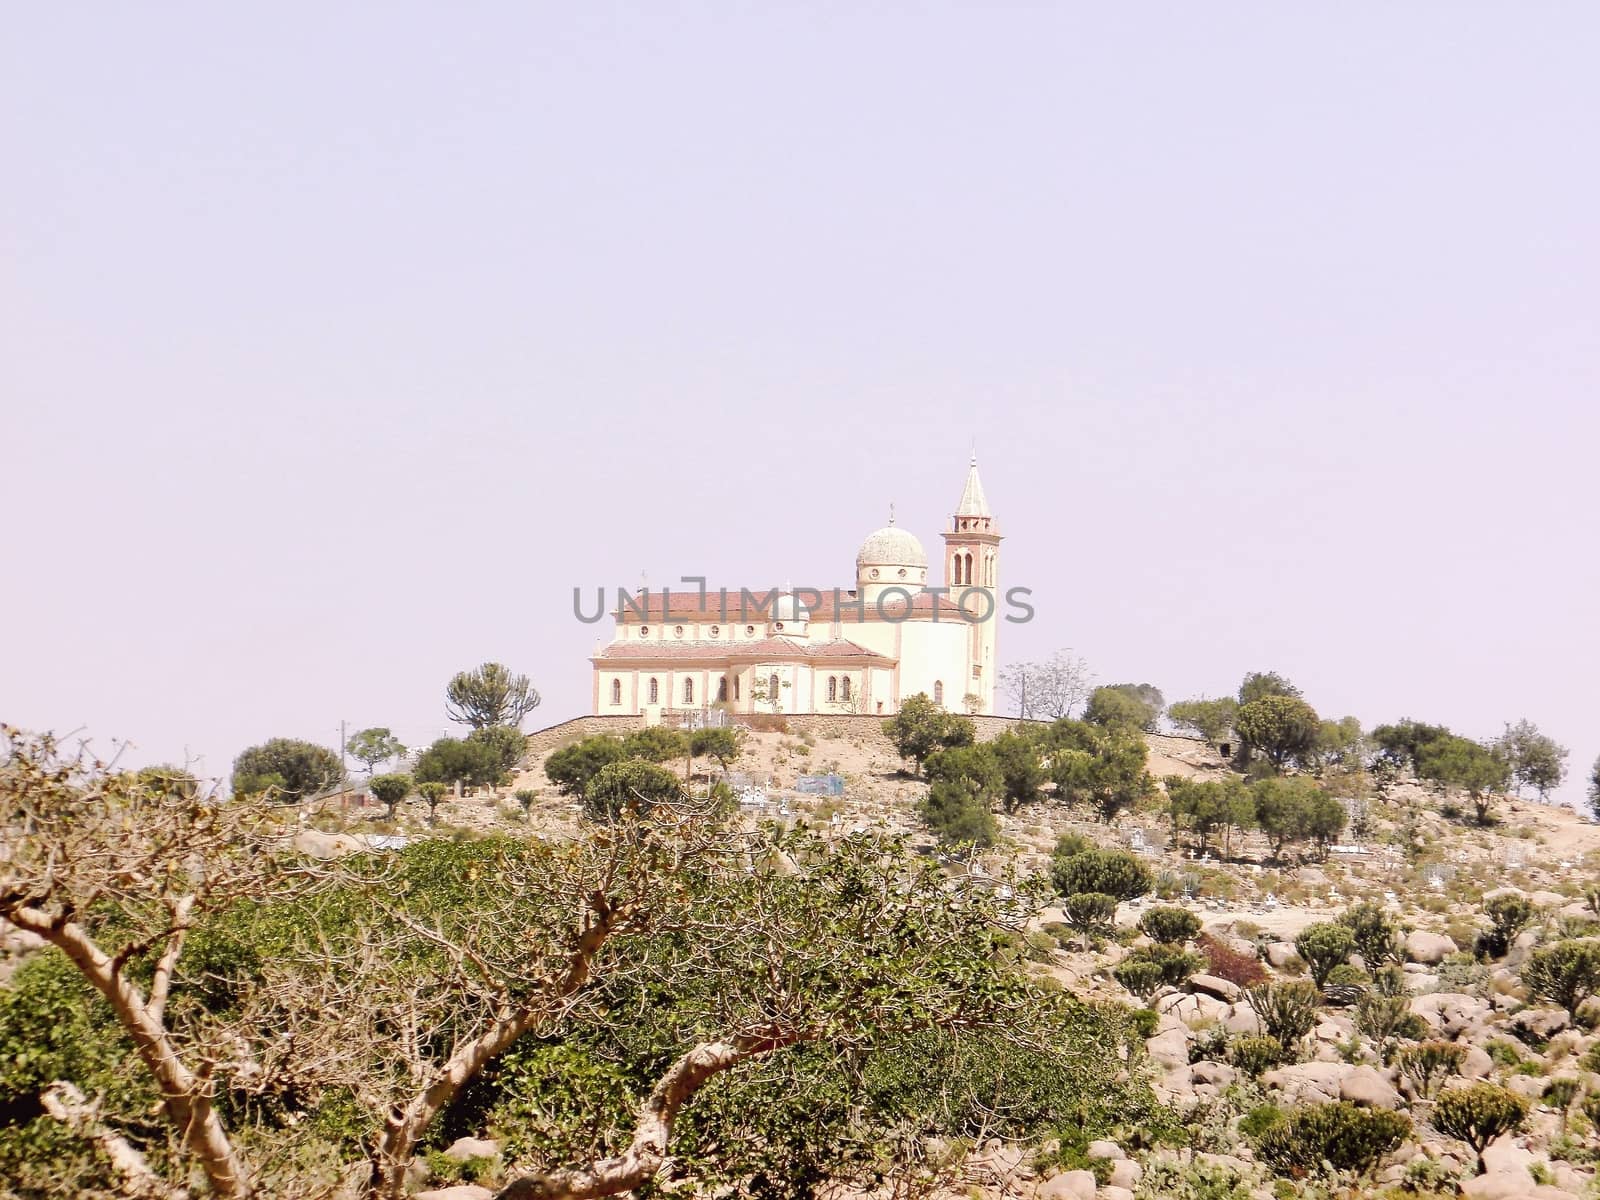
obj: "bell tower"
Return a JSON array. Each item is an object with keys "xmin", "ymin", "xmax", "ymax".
[{"xmin": 943, "ymin": 455, "xmax": 1002, "ymax": 713}]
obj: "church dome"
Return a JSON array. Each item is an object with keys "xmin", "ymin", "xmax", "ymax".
[
  {"xmin": 856, "ymin": 525, "xmax": 927, "ymax": 572},
  {"xmin": 772, "ymin": 591, "xmax": 810, "ymax": 623}
]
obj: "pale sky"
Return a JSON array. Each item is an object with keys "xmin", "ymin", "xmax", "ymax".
[{"xmin": 2, "ymin": 5, "xmax": 1595, "ymax": 803}]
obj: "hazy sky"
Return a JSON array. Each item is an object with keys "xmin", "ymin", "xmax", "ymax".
[{"xmin": 3, "ymin": 5, "xmax": 1595, "ymax": 803}]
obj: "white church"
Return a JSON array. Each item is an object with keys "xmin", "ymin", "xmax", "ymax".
[{"xmin": 590, "ymin": 458, "xmax": 1002, "ymax": 718}]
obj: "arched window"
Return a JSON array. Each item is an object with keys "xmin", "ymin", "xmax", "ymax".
[
  {"xmin": 933, "ymin": 680, "xmax": 944, "ymax": 706},
  {"xmin": 648, "ymin": 677, "xmax": 659, "ymax": 704},
  {"xmin": 952, "ymin": 554, "xmax": 964, "ymax": 585},
  {"xmin": 841, "ymin": 676, "xmax": 851, "ymax": 702},
  {"xmin": 684, "ymin": 677, "xmax": 694, "ymax": 704},
  {"xmin": 963, "ymin": 552, "xmax": 974, "ymax": 586},
  {"xmin": 717, "ymin": 676, "xmax": 728, "ymax": 702},
  {"xmin": 734, "ymin": 676, "xmax": 741, "ymax": 701},
  {"xmin": 827, "ymin": 676, "xmax": 837, "ymax": 702},
  {"xmin": 768, "ymin": 673, "xmax": 779, "ymax": 708},
  {"xmin": 610, "ymin": 679, "xmax": 621, "ymax": 705}
]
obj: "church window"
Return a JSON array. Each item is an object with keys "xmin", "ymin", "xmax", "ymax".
[
  {"xmin": 951, "ymin": 556, "xmax": 963, "ymax": 585},
  {"xmin": 897, "ymin": 568, "xmax": 906, "ymax": 578},
  {"xmin": 933, "ymin": 680, "xmax": 944, "ymax": 706},
  {"xmin": 710, "ymin": 625, "xmax": 720, "ymax": 637},
  {"xmin": 963, "ymin": 552, "xmax": 974, "ymax": 586},
  {"xmin": 768, "ymin": 673, "xmax": 779, "ymax": 705},
  {"xmin": 639, "ymin": 626, "xmax": 649, "ymax": 638},
  {"xmin": 611, "ymin": 679, "xmax": 622, "ymax": 705},
  {"xmin": 774, "ymin": 621, "xmax": 784, "ymax": 631},
  {"xmin": 684, "ymin": 678, "xmax": 694, "ymax": 703},
  {"xmin": 717, "ymin": 676, "xmax": 728, "ymax": 702},
  {"xmin": 648, "ymin": 677, "xmax": 659, "ymax": 703},
  {"xmin": 841, "ymin": 676, "xmax": 852, "ymax": 701},
  {"xmin": 870, "ymin": 568, "xmax": 880, "ymax": 579},
  {"xmin": 745, "ymin": 625, "xmax": 755, "ymax": 636},
  {"xmin": 827, "ymin": 676, "xmax": 837, "ymax": 702},
  {"xmin": 674, "ymin": 625, "xmax": 684, "ymax": 638},
  {"xmin": 734, "ymin": 677, "xmax": 741, "ymax": 700}
]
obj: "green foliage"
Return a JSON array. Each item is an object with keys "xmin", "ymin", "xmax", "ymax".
[
  {"xmin": 1115, "ymin": 943, "xmax": 1200, "ymax": 995},
  {"xmin": 444, "ymin": 660, "xmax": 541, "ymax": 729},
  {"xmin": 1051, "ymin": 847, "xmax": 1152, "ymax": 902},
  {"xmin": 1235, "ymin": 695, "xmax": 1322, "ymax": 772},
  {"xmin": 1257, "ymin": 1102, "xmax": 1410, "ymax": 1177},
  {"xmin": 232, "ymin": 737, "xmax": 342, "ymax": 800},
  {"xmin": 368, "ymin": 772, "xmax": 413, "ymax": 817},
  {"xmin": 1238, "ymin": 671, "xmax": 1302, "ymax": 706},
  {"xmin": 1245, "ymin": 981, "xmax": 1321, "ymax": 1048},
  {"xmin": 621, "ymin": 726, "xmax": 688, "ymax": 762},
  {"xmin": 1395, "ymin": 1041, "xmax": 1468, "ymax": 1098},
  {"xmin": 582, "ymin": 758, "xmax": 681, "ymax": 820},
  {"xmin": 1045, "ymin": 719, "xmax": 1153, "ymax": 822},
  {"xmin": 883, "ymin": 693, "xmax": 975, "ymax": 773},
  {"xmin": 1295, "ymin": 922, "xmax": 1356, "ymax": 987},
  {"xmin": 1336, "ymin": 902, "xmax": 1403, "ymax": 968},
  {"xmin": 1166, "ymin": 697, "xmax": 1239, "ymax": 746},
  {"xmin": 1167, "ymin": 775, "xmax": 1254, "ymax": 855},
  {"xmin": 1251, "ymin": 776, "xmax": 1345, "ymax": 859},
  {"xmin": 1112, "ymin": 957, "xmax": 1166, "ymax": 1002},
  {"xmin": 1354, "ymin": 993, "xmax": 1417, "ymax": 1059},
  {"xmin": 1135, "ymin": 1153, "xmax": 1253, "ymax": 1200},
  {"xmin": 1314, "ymin": 716, "xmax": 1365, "ymax": 771},
  {"xmin": 1521, "ymin": 939, "xmax": 1600, "ymax": 1019},
  {"xmin": 689, "ymin": 727, "xmax": 742, "ymax": 769},
  {"xmin": 1495, "ymin": 719, "xmax": 1568, "ymax": 800},
  {"xmin": 1589, "ymin": 753, "xmax": 1600, "ymax": 819},
  {"xmin": 924, "ymin": 743, "xmax": 1002, "ymax": 797},
  {"xmin": 346, "ymin": 726, "xmax": 404, "ymax": 776},
  {"xmin": 1432, "ymin": 1084, "xmax": 1528, "ymax": 1170},
  {"xmin": 513, "ymin": 788, "xmax": 537, "ymax": 815},
  {"xmin": 1416, "ymin": 735, "xmax": 1510, "ymax": 823},
  {"xmin": 1478, "ymin": 893, "xmax": 1537, "ymax": 960},
  {"xmin": 414, "ymin": 736, "xmax": 504, "ymax": 789},
  {"xmin": 918, "ymin": 776, "xmax": 999, "ymax": 848},
  {"xmin": 990, "ymin": 727, "xmax": 1046, "ymax": 811},
  {"xmin": 1138, "ymin": 906, "xmax": 1201, "ymax": 945},
  {"xmin": 466, "ymin": 723, "xmax": 528, "ymax": 774},
  {"xmin": 1084, "ymin": 683, "xmax": 1163, "ymax": 732},
  {"xmin": 1229, "ymin": 1035, "xmax": 1286, "ymax": 1077},
  {"xmin": 545, "ymin": 735, "xmax": 628, "ymax": 796},
  {"xmin": 417, "ymin": 781, "xmax": 447, "ymax": 813},
  {"xmin": 1062, "ymin": 892, "xmax": 1118, "ymax": 942},
  {"xmin": 1370, "ymin": 719, "xmax": 1453, "ymax": 772}
]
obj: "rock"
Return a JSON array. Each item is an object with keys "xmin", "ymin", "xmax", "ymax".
[
  {"xmin": 1188, "ymin": 973, "xmax": 1242, "ymax": 1002},
  {"xmin": 1513, "ymin": 1007, "xmax": 1570, "ymax": 1040},
  {"xmin": 1108, "ymin": 1159, "xmax": 1142, "ymax": 1190},
  {"xmin": 1145, "ymin": 1027, "xmax": 1190, "ymax": 1069},
  {"xmin": 1262, "ymin": 1062, "xmax": 1351, "ymax": 1105},
  {"xmin": 1034, "ymin": 1169, "xmax": 1096, "ymax": 1199},
  {"xmin": 1156, "ymin": 992, "xmax": 1225, "ymax": 1023},
  {"xmin": 442, "ymin": 1137, "xmax": 500, "ymax": 1163},
  {"xmin": 1339, "ymin": 1065, "xmax": 1402, "ymax": 1109},
  {"xmin": 1220, "ymin": 1003, "xmax": 1263, "ymax": 1036},
  {"xmin": 292, "ymin": 828, "xmax": 364, "ymax": 859},
  {"xmin": 1461, "ymin": 1045, "xmax": 1495, "ymax": 1078},
  {"xmin": 1460, "ymin": 1177, "xmax": 1575, "ymax": 1200},
  {"xmin": 1410, "ymin": 992, "xmax": 1492, "ymax": 1038},
  {"xmin": 1296, "ymin": 867, "xmax": 1328, "ymax": 886},
  {"xmin": 1099, "ymin": 1188, "xmax": 1135, "ymax": 1200},
  {"xmin": 415, "ymin": 1189, "xmax": 494, "ymax": 1200},
  {"xmin": 1404, "ymin": 930, "xmax": 1459, "ymax": 965},
  {"xmin": 1190, "ymin": 1060, "xmax": 1237, "ymax": 1087},
  {"xmin": 1531, "ymin": 891, "xmax": 1568, "ymax": 910},
  {"xmin": 1264, "ymin": 941, "xmax": 1298, "ymax": 969},
  {"xmin": 1085, "ymin": 1140, "xmax": 1123, "ymax": 1160}
]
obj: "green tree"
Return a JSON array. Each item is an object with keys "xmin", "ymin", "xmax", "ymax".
[
  {"xmin": 1238, "ymin": 671, "xmax": 1302, "ymax": 706},
  {"xmin": 1167, "ymin": 775, "xmax": 1254, "ymax": 857},
  {"xmin": 1432, "ymin": 1084, "xmax": 1528, "ymax": 1174},
  {"xmin": 1369, "ymin": 719, "xmax": 1454, "ymax": 773},
  {"xmin": 1167, "ymin": 696, "xmax": 1239, "ymax": 746},
  {"xmin": 918, "ymin": 777, "xmax": 999, "ymax": 849},
  {"xmin": 467, "ymin": 724, "xmax": 528, "ymax": 775},
  {"xmin": 545, "ymin": 736, "xmax": 628, "ymax": 796},
  {"xmin": 1590, "ymin": 753, "xmax": 1600, "ymax": 819},
  {"xmin": 1084, "ymin": 684, "xmax": 1163, "ymax": 732},
  {"xmin": 622, "ymin": 726, "xmax": 688, "ymax": 763},
  {"xmin": 1478, "ymin": 893, "xmax": 1537, "ymax": 960},
  {"xmin": 445, "ymin": 661, "xmax": 542, "ymax": 729},
  {"xmin": 1520, "ymin": 940, "xmax": 1600, "ymax": 1020},
  {"xmin": 1046, "ymin": 719, "xmax": 1152, "ymax": 822},
  {"xmin": 1315, "ymin": 716, "xmax": 1365, "ymax": 772},
  {"xmin": 990, "ymin": 728, "xmax": 1046, "ymax": 811},
  {"xmin": 1050, "ymin": 848, "xmax": 1152, "ymax": 902},
  {"xmin": 925, "ymin": 744, "xmax": 1003, "ymax": 799},
  {"xmin": 1336, "ymin": 902, "xmax": 1402, "ymax": 968},
  {"xmin": 583, "ymin": 758, "xmax": 682, "ymax": 821},
  {"xmin": 1252, "ymin": 777, "xmax": 1345, "ymax": 860},
  {"xmin": 1244, "ymin": 980, "xmax": 1321, "ymax": 1048},
  {"xmin": 1138, "ymin": 906, "xmax": 1201, "ymax": 945},
  {"xmin": 232, "ymin": 737, "xmax": 342, "ymax": 801},
  {"xmin": 1062, "ymin": 892, "xmax": 1118, "ymax": 947},
  {"xmin": 883, "ymin": 693, "xmax": 975, "ymax": 774},
  {"xmin": 1235, "ymin": 696, "xmax": 1321, "ymax": 772},
  {"xmin": 1495, "ymin": 719, "xmax": 1568, "ymax": 800},
  {"xmin": 1257, "ymin": 1102, "xmax": 1410, "ymax": 1178},
  {"xmin": 1416, "ymin": 735, "xmax": 1510, "ymax": 823},
  {"xmin": 346, "ymin": 727, "xmax": 405, "ymax": 778},
  {"xmin": 1296, "ymin": 922, "xmax": 1356, "ymax": 987},
  {"xmin": 689, "ymin": 727, "xmax": 742, "ymax": 771},
  {"xmin": 414, "ymin": 736, "xmax": 504, "ymax": 790},
  {"xmin": 417, "ymin": 780, "xmax": 447, "ymax": 818},
  {"xmin": 369, "ymin": 773, "xmax": 413, "ymax": 819}
]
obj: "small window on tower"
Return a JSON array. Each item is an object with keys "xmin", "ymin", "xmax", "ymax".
[
  {"xmin": 648, "ymin": 677, "xmax": 659, "ymax": 704},
  {"xmin": 611, "ymin": 679, "xmax": 622, "ymax": 705}
]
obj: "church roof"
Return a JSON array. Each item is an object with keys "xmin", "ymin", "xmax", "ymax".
[
  {"xmin": 956, "ymin": 455, "xmax": 990, "ymax": 517},
  {"xmin": 856, "ymin": 524, "xmax": 927, "ymax": 569},
  {"xmin": 593, "ymin": 636, "xmax": 894, "ymax": 663},
  {"xmin": 612, "ymin": 588, "xmax": 966, "ymax": 622}
]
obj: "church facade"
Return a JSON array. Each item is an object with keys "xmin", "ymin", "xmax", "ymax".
[{"xmin": 590, "ymin": 458, "xmax": 1003, "ymax": 718}]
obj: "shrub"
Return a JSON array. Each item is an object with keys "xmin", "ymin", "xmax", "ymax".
[
  {"xmin": 1257, "ymin": 1102, "xmax": 1411, "ymax": 1177},
  {"xmin": 1295, "ymin": 923, "xmax": 1356, "ymax": 988},
  {"xmin": 513, "ymin": 788, "xmax": 537, "ymax": 816},
  {"xmin": 1245, "ymin": 981, "xmax": 1321, "ymax": 1049},
  {"xmin": 1113, "ymin": 958, "xmax": 1166, "ymax": 1003},
  {"xmin": 918, "ymin": 778, "xmax": 999, "ymax": 848},
  {"xmin": 582, "ymin": 759, "xmax": 681, "ymax": 820},
  {"xmin": 1139, "ymin": 905, "xmax": 1202, "ymax": 945},
  {"xmin": 1543, "ymin": 1077, "xmax": 1582, "ymax": 1135},
  {"xmin": 1336, "ymin": 902, "xmax": 1403, "ymax": 968},
  {"xmin": 368, "ymin": 772, "xmax": 413, "ymax": 818},
  {"xmin": 1116, "ymin": 944, "xmax": 1201, "ymax": 997},
  {"xmin": 1477, "ymin": 893, "xmax": 1537, "ymax": 960},
  {"xmin": 1432, "ymin": 1084, "xmax": 1529, "ymax": 1174},
  {"xmin": 1522, "ymin": 940, "xmax": 1600, "ymax": 1020},
  {"xmin": 1354, "ymin": 993, "xmax": 1416, "ymax": 1061},
  {"xmin": 1061, "ymin": 892, "xmax": 1118, "ymax": 943},
  {"xmin": 1197, "ymin": 932, "xmax": 1267, "ymax": 988},
  {"xmin": 1050, "ymin": 848, "xmax": 1152, "ymax": 902},
  {"xmin": 1395, "ymin": 1041, "xmax": 1468, "ymax": 1098},
  {"xmin": 1230, "ymin": 1035, "xmax": 1287, "ymax": 1077},
  {"xmin": 1323, "ymin": 963, "xmax": 1370, "ymax": 988}
]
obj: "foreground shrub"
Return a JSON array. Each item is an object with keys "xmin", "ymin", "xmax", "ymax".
[
  {"xmin": 1295, "ymin": 922, "xmax": 1356, "ymax": 988},
  {"xmin": 1245, "ymin": 980, "xmax": 1321, "ymax": 1049},
  {"xmin": 1336, "ymin": 901, "xmax": 1403, "ymax": 968},
  {"xmin": 1257, "ymin": 1101, "xmax": 1410, "ymax": 1177},
  {"xmin": 1432, "ymin": 1084, "xmax": 1528, "ymax": 1174},
  {"xmin": 1476, "ymin": 893, "xmax": 1537, "ymax": 960},
  {"xmin": 1138, "ymin": 905, "xmax": 1201, "ymax": 945},
  {"xmin": 1229, "ymin": 1035, "xmax": 1286, "ymax": 1077},
  {"xmin": 1114, "ymin": 944, "xmax": 1200, "ymax": 1000},
  {"xmin": 1051, "ymin": 848, "xmax": 1152, "ymax": 902},
  {"xmin": 1062, "ymin": 892, "xmax": 1118, "ymax": 946},
  {"xmin": 1521, "ymin": 940, "xmax": 1600, "ymax": 1020}
]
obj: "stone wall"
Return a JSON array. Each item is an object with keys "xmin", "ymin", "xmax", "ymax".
[{"xmin": 521, "ymin": 714, "xmax": 644, "ymax": 760}]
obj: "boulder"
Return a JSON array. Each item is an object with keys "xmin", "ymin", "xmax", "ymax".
[
  {"xmin": 1034, "ymin": 1169, "xmax": 1097, "ymax": 1200},
  {"xmin": 1410, "ymin": 992, "xmax": 1492, "ymax": 1038},
  {"xmin": 1189, "ymin": 973, "xmax": 1242, "ymax": 1002},
  {"xmin": 292, "ymin": 828, "xmax": 364, "ymax": 859},
  {"xmin": 442, "ymin": 1137, "xmax": 501, "ymax": 1163},
  {"xmin": 1404, "ymin": 930, "xmax": 1459, "ymax": 965},
  {"xmin": 1100, "ymin": 1188, "xmax": 1135, "ymax": 1200},
  {"xmin": 1261, "ymin": 1062, "xmax": 1350, "ymax": 1106},
  {"xmin": 1220, "ymin": 1003, "xmax": 1263, "ymax": 1036},
  {"xmin": 1339, "ymin": 1065, "xmax": 1402, "ymax": 1109},
  {"xmin": 1460, "ymin": 1178, "xmax": 1576, "ymax": 1200},
  {"xmin": 1512, "ymin": 1007, "xmax": 1570, "ymax": 1041},
  {"xmin": 1461, "ymin": 1045, "xmax": 1495, "ymax": 1079},
  {"xmin": 1296, "ymin": 867, "xmax": 1329, "ymax": 886},
  {"xmin": 1108, "ymin": 1159, "xmax": 1142, "ymax": 1190},
  {"xmin": 415, "ymin": 1189, "xmax": 495, "ymax": 1200},
  {"xmin": 1190, "ymin": 1060, "xmax": 1237, "ymax": 1088},
  {"xmin": 1145, "ymin": 1027, "xmax": 1190, "ymax": 1070},
  {"xmin": 1085, "ymin": 1140, "xmax": 1123, "ymax": 1160},
  {"xmin": 1156, "ymin": 992, "xmax": 1226, "ymax": 1023},
  {"xmin": 1264, "ymin": 941, "xmax": 1298, "ymax": 969}
]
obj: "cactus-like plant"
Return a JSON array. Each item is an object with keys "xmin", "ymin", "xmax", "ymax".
[
  {"xmin": 1521, "ymin": 939, "xmax": 1600, "ymax": 1020},
  {"xmin": 1245, "ymin": 980, "xmax": 1321, "ymax": 1050},
  {"xmin": 1433, "ymin": 1084, "xmax": 1529, "ymax": 1174},
  {"xmin": 1061, "ymin": 891, "xmax": 1117, "ymax": 947},
  {"xmin": 1296, "ymin": 922, "xmax": 1357, "ymax": 988},
  {"xmin": 1257, "ymin": 1101, "xmax": 1411, "ymax": 1177},
  {"xmin": 1138, "ymin": 905, "xmax": 1202, "ymax": 945},
  {"xmin": 1395, "ymin": 1040, "xmax": 1468, "ymax": 1098}
]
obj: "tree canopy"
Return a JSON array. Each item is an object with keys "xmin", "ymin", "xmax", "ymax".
[
  {"xmin": 1083, "ymin": 684, "xmax": 1163, "ymax": 732},
  {"xmin": 414, "ymin": 735, "xmax": 506, "ymax": 790},
  {"xmin": 1495, "ymin": 719, "xmax": 1568, "ymax": 800},
  {"xmin": 1238, "ymin": 671, "xmax": 1302, "ymax": 706},
  {"xmin": 883, "ymin": 693, "xmax": 975, "ymax": 773},
  {"xmin": 346, "ymin": 727, "xmax": 405, "ymax": 777},
  {"xmin": 445, "ymin": 661, "xmax": 542, "ymax": 729},
  {"xmin": 1234, "ymin": 695, "xmax": 1321, "ymax": 772},
  {"xmin": 232, "ymin": 737, "xmax": 342, "ymax": 801},
  {"xmin": 1167, "ymin": 696, "xmax": 1239, "ymax": 745}
]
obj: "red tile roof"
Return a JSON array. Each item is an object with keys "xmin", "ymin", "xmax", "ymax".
[
  {"xmin": 610, "ymin": 587, "xmax": 968, "ymax": 622},
  {"xmin": 592, "ymin": 636, "xmax": 894, "ymax": 663}
]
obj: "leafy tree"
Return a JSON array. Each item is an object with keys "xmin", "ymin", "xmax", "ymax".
[
  {"xmin": 583, "ymin": 759, "xmax": 682, "ymax": 821},
  {"xmin": 128, "ymin": 764, "xmax": 202, "ymax": 799},
  {"xmin": 1238, "ymin": 671, "xmax": 1302, "ymax": 706},
  {"xmin": 1112, "ymin": 957, "xmax": 1165, "ymax": 1002},
  {"xmin": 1167, "ymin": 775, "xmax": 1254, "ymax": 857},
  {"xmin": 232, "ymin": 737, "xmax": 342, "ymax": 801},
  {"xmin": 1478, "ymin": 893, "xmax": 1537, "ymax": 960},
  {"xmin": 545, "ymin": 735, "xmax": 628, "ymax": 797},
  {"xmin": 1085, "ymin": 683, "xmax": 1164, "ymax": 732},
  {"xmin": 989, "ymin": 728, "xmax": 1045, "ymax": 811},
  {"xmin": 1337, "ymin": 902, "xmax": 1403, "ymax": 968},
  {"xmin": 1235, "ymin": 695, "xmax": 1321, "ymax": 772},
  {"xmin": 1495, "ymin": 719, "xmax": 1568, "ymax": 800},
  {"xmin": 414, "ymin": 736, "xmax": 504, "ymax": 790},
  {"xmin": 1252, "ymin": 776, "xmax": 1345, "ymax": 860},
  {"xmin": 1062, "ymin": 892, "xmax": 1117, "ymax": 945},
  {"xmin": 1167, "ymin": 696, "xmax": 1239, "ymax": 746},
  {"xmin": 924, "ymin": 744, "xmax": 1003, "ymax": 800},
  {"xmin": 1046, "ymin": 719, "xmax": 1152, "ymax": 822},
  {"xmin": 1353, "ymin": 992, "xmax": 1417, "ymax": 1060},
  {"xmin": 346, "ymin": 727, "xmax": 405, "ymax": 777},
  {"xmin": 1416, "ymin": 735, "xmax": 1510, "ymax": 823},
  {"xmin": 417, "ymin": 780, "xmax": 447, "ymax": 818},
  {"xmin": 1432, "ymin": 1084, "xmax": 1528, "ymax": 1174},
  {"xmin": 1138, "ymin": 906, "xmax": 1201, "ymax": 945},
  {"xmin": 467, "ymin": 724, "xmax": 528, "ymax": 775},
  {"xmin": 445, "ymin": 661, "xmax": 542, "ymax": 729},
  {"xmin": 1521, "ymin": 940, "xmax": 1600, "ymax": 1020},
  {"xmin": 1369, "ymin": 719, "xmax": 1454, "ymax": 773},
  {"xmin": 1315, "ymin": 716, "xmax": 1365, "ymax": 772},
  {"xmin": 1050, "ymin": 848, "xmax": 1151, "ymax": 902},
  {"xmin": 689, "ymin": 727, "xmax": 742, "ymax": 771},
  {"xmin": 1257, "ymin": 1102, "xmax": 1410, "ymax": 1178},
  {"xmin": 1590, "ymin": 753, "xmax": 1600, "ymax": 819},
  {"xmin": 883, "ymin": 693, "xmax": 975, "ymax": 774},
  {"xmin": 918, "ymin": 777, "xmax": 999, "ymax": 849},
  {"xmin": 513, "ymin": 788, "xmax": 537, "ymax": 817},
  {"xmin": 622, "ymin": 726, "xmax": 688, "ymax": 763},
  {"xmin": 1295, "ymin": 922, "xmax": 1356, "ymax": 987},
  {"xmin": 369, "ymin": 773, "xmax": 413, "ymax": 818}
]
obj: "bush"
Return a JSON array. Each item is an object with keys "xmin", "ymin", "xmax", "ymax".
[
  {"xmin": 1230, "ymin": 1035, "xmax": 1287, "ymax": 1077},
  {"xmin": 1521, "ymin": 940, "xmax": 1600, "ymax": 1019},
  {"xmin": 1336, "ymin": 902, "xmax": 1403, "ymax": 968},
  {"xmin": 582, "ymin": 759, "xmax": 681, "ymax": 820},
  {"xmin": 1354, "ymin": 993, "xmax": 1416, "ymax": 1060},
  {"xmin": 1395, "ymin": 1041, "xmax": 1468, "ymax": 1098},
  {"xmin": 1245, "ymin": 981, "xmax": 1321, "ymax": 1049},
  {"xmin": 1061, "ymin": 892, "xmax": 1117, "ymax": 943},
  {"xmin": 1257, "ymin": 1101, "xmax": 1411, "ymax": 1177},
  {"xmin": 1139, "ymin": 906, "xmax": 1202, "ymax": 945},
  {"xmin": 1295, "ymin": 922, "xmax": 1356, "ymax": 988},
  {"xmin": 1432, "ymin": 1084, "xmax": 1528, "ymax": 1173},
  {"xmin": 1323, "ymin": 963, "xmax": 1370, "ymax": 988},
  {"xmin": 918, "ymin": 778, "xmax": 998, "ymax": 848},
  {"xmin": 1197, "ymin": 933, "xmax": 1267, "ymax": 988},
  {"xmin": 1115, "ymin": 944, "xmax": 1200, "ymax": 999},
  {"xmin": 1113, "ymin": 958, "xmax": 1165, "ymax": 1003},
  {"xmin": 368, "ymin": 772, "xmax": 413, "ymax": 817},
  {"xmin": 1050, "ymin": 848, "xmax": 1152, "ymax": 902},
  {"xmin": 1477, "ymin": 893, "xmax": 1537, "ymax": 960},
  {"xmin": 544, "ymin": 735, "xmax": 627, "ymax": 796}
]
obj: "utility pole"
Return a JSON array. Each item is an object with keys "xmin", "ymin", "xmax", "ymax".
[{"xmin": 338, "ymin": 720, "xmax": 348, "ymax": 812}]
